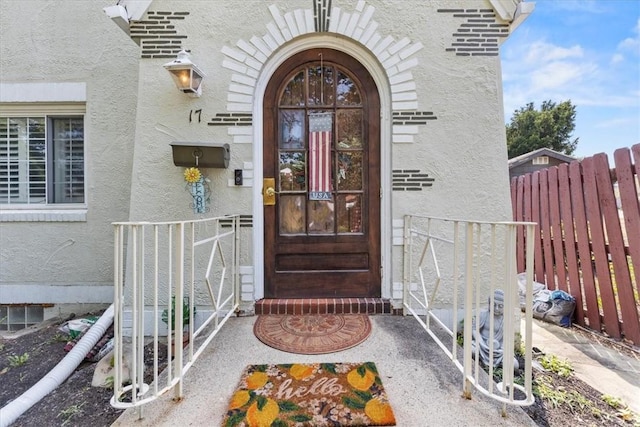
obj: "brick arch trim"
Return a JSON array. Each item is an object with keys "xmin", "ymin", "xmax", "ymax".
[{"xmin": 220, "ymin": 1, "xmax": 429, "ymax": 144}]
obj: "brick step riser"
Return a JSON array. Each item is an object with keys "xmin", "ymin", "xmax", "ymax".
[{"xmin": 254, "ymin": 298, "xmax": 400, "ymax": 315}]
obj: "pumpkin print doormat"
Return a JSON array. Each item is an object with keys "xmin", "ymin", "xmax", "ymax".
[{"xmin": 222, "ymin": 362, "xmax": 396, "ymax": 426}]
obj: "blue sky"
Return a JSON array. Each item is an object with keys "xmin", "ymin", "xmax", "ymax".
[{"xmin": 501, "ymin": 0, "xmax": 640, "ymax": 160}]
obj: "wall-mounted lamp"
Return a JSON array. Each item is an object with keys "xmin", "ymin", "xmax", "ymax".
[{"xmin": 163, "ymin": 50, "xmax": 205, "ymax": 97}]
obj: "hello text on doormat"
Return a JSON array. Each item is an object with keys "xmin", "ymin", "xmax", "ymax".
[{"xmin": 222, "ymin": 362, "xmax": 396, "ymax": 426}]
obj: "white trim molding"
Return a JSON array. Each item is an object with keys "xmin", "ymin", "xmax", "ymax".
[{"xmin": 0, "ymin": 83, "xmax": 87, "ymax": 103}]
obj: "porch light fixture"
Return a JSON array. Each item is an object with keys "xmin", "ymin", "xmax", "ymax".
[{"xmin": 163, "ymin": 50, "xmax": 205, "ymax": 97}]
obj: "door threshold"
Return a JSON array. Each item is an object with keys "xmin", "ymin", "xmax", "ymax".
[{"xmin": 254, "ymin": 298, "xmax": 398, "ymax": 315}]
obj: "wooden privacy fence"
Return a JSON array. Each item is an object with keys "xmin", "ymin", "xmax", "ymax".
[{"xmin": 511, "ymin": 144, "xmax": 640, "ymax": 346}]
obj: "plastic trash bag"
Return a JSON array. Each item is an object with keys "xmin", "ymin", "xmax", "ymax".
[
  {"xmin": 532, "ymin": 289, "xmax": 576, "ymax": 327},
  {"xmin": 58, "ymin": 316, "xmax": 98, "ymax": 339},
  {"xmin": 517, "ymin": 273, "xmax": 547, "ymax": 309}
]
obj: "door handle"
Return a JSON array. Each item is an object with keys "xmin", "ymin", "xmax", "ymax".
[{"xmin": 263, "ymin": 178, "xmax": 276, "ymax": 205}]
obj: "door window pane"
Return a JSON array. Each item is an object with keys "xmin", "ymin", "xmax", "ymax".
[
  {"xmin": 279, "ymin": 110, "xmax": 305, "ymax": 149},
  {"xmin": 308, "ymin": 200, "xmax": 334, "ymax": 234},
  {"xmin": 279, "ymin": 195, "xmax": 305, "ymax": 234},
  {"xmin": 337, "ymin": 194, "xmax": 362, "ymax": 233},
  {"xmin": 337, "ymin": 152, "xmax": 363, "ymax": 191},
  {"xmin": 337, "ymin": 110, "xmax": 363, "ymax": 149},
  {"xmin": 279, "ymin": 152, "xmax": 306, "ymax": 191},
  {"xmin": 308, "ymin": 66, "xmax": 334, "ymax": 106},
  {"xmin": 280, "ymin": 71, "xmax": 305, "ymax": 106},
  {"xmin": 336, "ymin": 71, "xmax": 361, "ymax": 105}
]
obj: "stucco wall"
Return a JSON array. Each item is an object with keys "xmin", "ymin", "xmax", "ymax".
[
  {"xmin": 0, "ymin": 0, "xmax": 139, "ymax": 304},
  {"xmin": 1, "ymin": 0, "xmax": 517, "ymax": 308}
]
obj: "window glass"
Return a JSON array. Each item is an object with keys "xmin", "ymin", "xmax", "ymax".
[
  {"xmin": 308, "ymin": 200, "xmax": 335, "ymax": 234},
  {"xmin": 280, "ymin": 71, "xmax": 305, "ymax": 106},
  {"xmin": 337, "ymin": 110, "xmax": 362, "ymax": 149},
  {"xmin": 308, "ymin": 66, "xmax": 334, "ymax": 106},
  {"xmin": 0, "ymin": 115, "xmax": 85, "ymax": 205},
  {"xmin": 279, "ymin": 195, "xmax": 305, "ymax": 234},
  {"xmin": 336, "ymin": 71, "xmax": 361, "ymax": 105},
  {"xmin": 279, "ymin": 152, "xmax": 306, "ymax": 191},
  {"xmin": 279, "ymin": 110, "xmax": 305, "ymax": 149}
]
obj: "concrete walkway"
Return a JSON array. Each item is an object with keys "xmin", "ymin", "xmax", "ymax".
[
  {"xmin": 530, "ymin": 319, "xmax": 640, "ymax": 414},
  {"xmin": 113, "ymin": 315, "xmax": 537, "ymax": 426}
]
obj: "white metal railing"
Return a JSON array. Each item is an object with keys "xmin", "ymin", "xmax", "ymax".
[
  {"xmin": 111, "ymin": 215, "xmax": 240, "ymax": 416},
  {"xmin": 403, "ymin": 215, "xmax": 536, "ymax": 413}
]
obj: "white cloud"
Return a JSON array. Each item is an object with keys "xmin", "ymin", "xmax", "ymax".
[
  {"xmin": 524, "ymin": 41, "xmax": 584, "ymax": 64},
  {"xmin": 610, "ymin": 53, "xmax": 624, "ymax": 64},
  {"xmin": 529, "ymin": 61, "xmax": 593, "ymax": 91},
  {"xmin": 593, "ymin": 116, "xmax": 640, "ymax": 129},
  {"xmin": 617, "ymin": 18, "xmax": 640, "ymax": 54}
]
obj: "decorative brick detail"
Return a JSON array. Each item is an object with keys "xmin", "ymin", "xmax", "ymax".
[
  {"xmin": 208, "ymin": 113, "xmax": 253, "ymax": 126},
  {"xmin": 254, "ymin": 298, "xmax": 395, "ymax": 315},
  {"xmin": 391, "ymin": 111, "xmax": 437, "ymax": 143},
  {"xmin": 130, "ymin": 11, "xmax": 190, "ymax": 58},
  {"xmin": 313, "ymin": 0, "xmax": 332, "ymax": 32},
  {"xmin": 393, "ymin": 170, "xmax": 435, "ymax": 191},
  {"xmin": 437, "ymin": 8, "xmax": 508, "ymax": 57},
  {"xmin": 393, "ymin": 111, "xmax": 437, "ymax": 125},
  {"xmin": 220, "ymin": 215, "xmax": 253, "ymax": 228}
]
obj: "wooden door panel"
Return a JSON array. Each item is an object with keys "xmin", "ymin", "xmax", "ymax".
[
  {"xmin": 270, "ymin": 271, "xmax": 376, "ymax": 298},
  {"xmin": 275, "ymin": 253, "xmax": 369, "ymax": 270},
  {"xmin": 264, "ymin": 49, "xmax": 380, "ymax": 298}
]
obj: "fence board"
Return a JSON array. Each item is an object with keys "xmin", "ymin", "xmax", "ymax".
[
  {"xmin": 583, "ymin": 156, "xmax": 621, "ymax": 338},
  {"xmin": 558, "ymin": 163, "xmax": 585, "ymax": 324},
  {"xmin": 516, "ymin": 175, "xmax": 525, "ymax": 272},
  {"xmin": 539, "ymin": 170, "xmax": 555, "ymax": 288},
  {"xmin": 548, "ymin": 167, "xmax": 568, "ymax": 292},
  {"xmin": 511, "ymin": 176, "xmax": 518, "ymax": 220},
  {"xmin": 606, "ymin": 150, "xmax": 640, "ymax": 343},
  {"xmin": 569, "ymin": 161, "xmax": 601, "ymax": 331},
  {"xmin": 523, "ymin": 174, "xmax": 533, "ymax": 274},
  {"xmin": 616, "ymin": 147, "xmax": 640, "ymax": 299},
  {"xmin": 531, "ymin": 172, "xmax": 545, "ymax": 282}
]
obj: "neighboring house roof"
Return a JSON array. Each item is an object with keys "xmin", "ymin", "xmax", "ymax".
[{"xmin": 508, "ymin": 148, "xmax": 577, "ymax": 169}]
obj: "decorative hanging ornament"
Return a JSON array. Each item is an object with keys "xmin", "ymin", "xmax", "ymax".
[{"xmin": 183, "ymin": 167, "xmax": 210, "ymax": 213}]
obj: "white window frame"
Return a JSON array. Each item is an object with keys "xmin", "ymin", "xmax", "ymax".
[
  {"xmin": 532, "ymin": 155, "xmax": 549, "ymax": 165},
  {"xmin": 0, "ymin": 83, "xmax": 87, "ymax": 222}
]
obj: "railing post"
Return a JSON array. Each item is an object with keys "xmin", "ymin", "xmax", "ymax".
[
  {"xmin": 524, "ymin": 224, "xmax": 535, "ymax": 400},
  {"xmin": 234, "ymin": 215, "xmax": 241, "ymax": 309},
  {"xmin": 403, "ymin": 215, "xmax": 411, "ymax": 313},
  {"xmin": 174, "ymin": 222, "xmax": 184, "ymax": 400},
  {"xmin": 113, "ymin": 224, "xmax": 123, "ymax": 407},
  {"xmin": 463, "ymin": 222, "xmax": 474, "ymax": 399}
]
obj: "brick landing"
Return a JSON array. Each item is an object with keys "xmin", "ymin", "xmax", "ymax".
[{"xmin": 254, "ymin": 298, "xmax": 400, "ymax": 315}]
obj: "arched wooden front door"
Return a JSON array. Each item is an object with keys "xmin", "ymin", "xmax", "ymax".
[{"xmin": 263, "ymin": 49, "xmax": 380, "ymax": 298}]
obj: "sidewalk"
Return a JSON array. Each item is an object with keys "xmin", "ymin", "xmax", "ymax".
[{"xmin": 530, "ymin": 319, "xmax": 640, "ymax": 414}]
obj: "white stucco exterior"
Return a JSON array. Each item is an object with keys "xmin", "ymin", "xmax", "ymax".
[{"xmin": 0, "ymin": 0, "xmax": 529, "ymax": 314}]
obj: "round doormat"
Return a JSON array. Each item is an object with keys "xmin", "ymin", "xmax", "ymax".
[{"xmin": 253, "ymin": 314, "xmax": 372, "ymax": 355}]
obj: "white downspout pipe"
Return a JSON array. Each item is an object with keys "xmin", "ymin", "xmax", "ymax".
[{"xmin": 0, "ymin": 304, "xmax": 115, "ymax": 427}]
